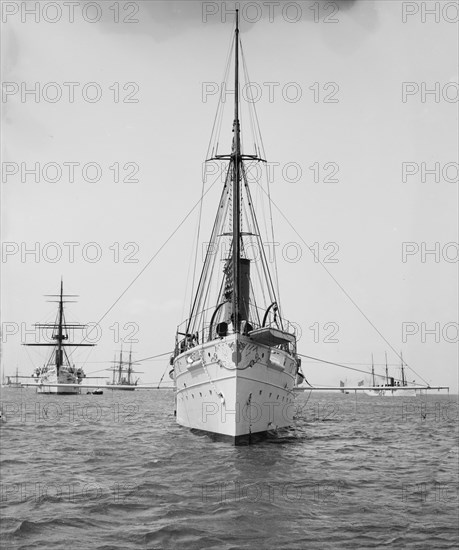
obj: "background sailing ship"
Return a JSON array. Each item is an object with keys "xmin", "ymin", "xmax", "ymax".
[
  {"xmin": 24, "ymin": 280, "xmax": 94, "ymax": 394},
  {"xmin": 106, "ymin": 347, "xmax": 142, "ymax": 391},
  {"xmin": 2, "ymin": 368, "xmax": 23, "ymax": 388}
]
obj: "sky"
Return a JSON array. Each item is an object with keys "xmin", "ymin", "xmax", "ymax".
[{"xmin": 1, "ymin": 0, "xmax": 458, "ymax": 392}]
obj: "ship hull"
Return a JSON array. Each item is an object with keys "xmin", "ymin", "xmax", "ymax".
[
  {"xmin": 365, "ymin": 388, "xmax": 417, "ymax": 397},
  {"xmin": 34, "ymin": 367, "xmax": 81, "ymax": 395},
  {"xmin": 36, "ymin": 385, "xmax": 80, "ymax": 395},
  {"xmin": 174, "ymin": 333, "xmax": 297, "ymax": 443},
  {"xmin": 381, "ymin": 388, "xmax": 417, "ymax": 397}
]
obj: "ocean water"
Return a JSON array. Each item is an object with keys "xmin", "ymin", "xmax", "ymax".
[{"xmin": 1, "ymin": 388, "xmax": 458, "ymax": 549}]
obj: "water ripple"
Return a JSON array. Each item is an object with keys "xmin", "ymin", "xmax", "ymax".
[{"xmin": 1, "ymin": 390, "xmax": 457, "ymax": 549}]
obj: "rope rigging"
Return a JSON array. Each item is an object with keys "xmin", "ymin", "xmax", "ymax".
[{"xmin": 183, "ymin": 25, "xmax": 285, "ymax": 343}]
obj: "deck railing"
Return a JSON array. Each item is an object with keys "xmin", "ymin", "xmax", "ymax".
[{"xmin": 174, "ymin": 303, "xmax": 297, "ymax": 356}]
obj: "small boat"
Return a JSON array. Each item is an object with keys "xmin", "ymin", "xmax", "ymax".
[
  {"xmin": 87, "ymin": 388, "xmax": 103, "ymax": 395},
  {"xmin": 24, "ymin": 279, "xmax": 95, "ymax": 394}
]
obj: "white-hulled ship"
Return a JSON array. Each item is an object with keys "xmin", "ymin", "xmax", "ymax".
[
  {"xmin": 25, "ymin": 280, "xmax": 94, "ymax": 394},
  {"xmin": 2, "ymin": 368, "xmax": 23, "ymax": 388},
  {"xmin": 365, "ymin": 352, "xmax": 417, "ymax": 397},
  {"xmin": 170, "ymin": 11, "xmax": 303, "ymax": 444}
]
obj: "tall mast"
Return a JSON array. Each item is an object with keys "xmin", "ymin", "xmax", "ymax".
[
  {"xmin": 118, "ymin": 346, "xmax": 123, "ymax": 384},
  {"xmin": 231, "ymin": 9, "xmax": 242, "ymax": 334},
  {"xmin": 371, "ymin": 353, "xmax": 375, "ymax": 386},
  {"xmin": 56, "ymin": 278, "xmax": 64, "ymax": 375},
  {"xmin": 128, "ymin": 346, "xmax": 132, "ymax": 385},
  {"xmin": 385, "ymin": 351, "xmax": 389, "ymax": 385},
  {"xmin": 24, "ymin": 280, "xmax": 95, "ymax": 370},
  {"xmin": 401, "ymin": 351, "xmax": 406, "ymax": 386}
]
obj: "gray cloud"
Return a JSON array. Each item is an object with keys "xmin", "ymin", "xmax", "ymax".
[{"xmin": 97, "ymin": 0, "xmax": 369, "ymax": 42}]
